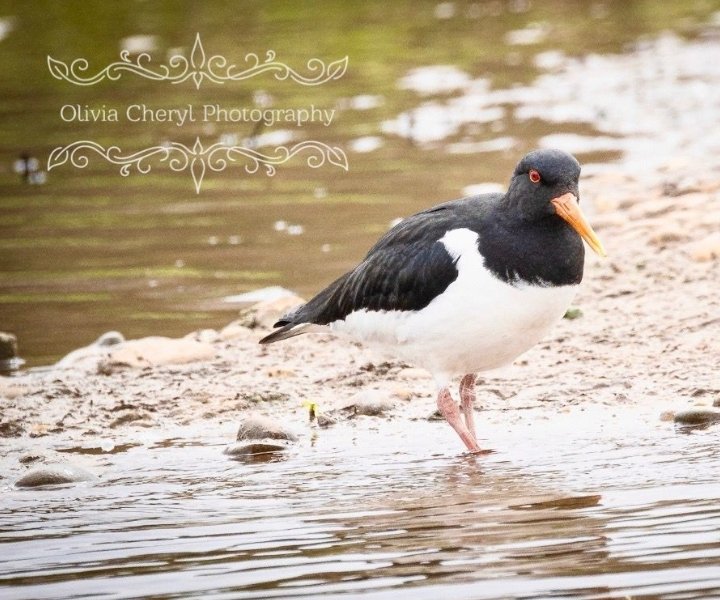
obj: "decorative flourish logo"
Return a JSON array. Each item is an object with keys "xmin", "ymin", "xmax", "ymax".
[
  {"xmin": 47, "ymin": 33, "xmax": 348, "ymax": 89},
  {"xmin": 47, "ymin": 138, "xmax": 349, "ymax": 194}
]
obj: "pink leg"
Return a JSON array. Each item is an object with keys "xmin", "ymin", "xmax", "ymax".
[
  {"xmin": 460, "ymin": 374, "xmax": 477, "ymax": 441},
  {"xmin": 437, "ymin": 387, "xmax": 482, "ymax": 454}
]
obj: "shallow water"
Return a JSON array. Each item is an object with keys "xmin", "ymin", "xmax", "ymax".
[{"xmin": 2, "ymin": 411, "xmax": 719, "ymax": 599}]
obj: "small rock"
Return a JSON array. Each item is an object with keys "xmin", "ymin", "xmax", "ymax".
[
  {"xmin": 0, "ymin": 331, "xmax": 19, "ymax": 361},
  {"xmin": 0, "ymin": 331, "xmax": 24, "ymax": 373},
  {"xmin": 224, "ymin": 442, "xmax": 287, "ymax": 456},
  {"xmin": 339, "ymin": 390, "xmax": 395, "ymax": 417},
  {"xmin": 714, "ymin": 397, "xmax": 720, "ymax": 408},
  {"xmin": 236, "ymin": 413, "xmax": 298, "ymax": 442},
  {"xmin": 15, "ymin": 463, "xmax": 95, "ymax": 488},
  {"xmin": 98, "ymin": 336, "xmax": 215, "ymax": 373},
  {"xmin": 685, "ymin": 233, "xmax": 720, "ymax": 262},
  {"xmin": 673, "ymin": 409, "xmax": 720, "ymax": 427},
  {"xmin": 316, "ymin": 413, "xmax": 337, "ymax": 427}
]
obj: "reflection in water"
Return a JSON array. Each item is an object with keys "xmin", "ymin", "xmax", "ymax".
[{"xmin": 1, "ymin": 417, "xmax": 719, "ymax": 599}]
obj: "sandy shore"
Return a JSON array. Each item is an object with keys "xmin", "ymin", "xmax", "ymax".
[{"xmin": 1, "ymin": 159, "xmax": 720, "ymax": 479}]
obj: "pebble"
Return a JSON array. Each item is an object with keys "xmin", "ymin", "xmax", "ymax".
[
  {"xmin": 339, "ymin": 390, "xmax": 395, "ymax": 417},
  {"xmin": 15, "ymin": 463, "xmax": 95, "ymax": 488},
  {"xmin": 236, "ymin": 414, "xmax": 298, "ymax": 442},
  {"xmin": 673, "ymin": 409, "xmax": 720, "ymax": 427}
]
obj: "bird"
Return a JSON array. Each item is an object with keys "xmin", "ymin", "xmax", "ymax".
[{"xmin": 260, "ymin": 149, "xmax": 605, "ymax": 454}]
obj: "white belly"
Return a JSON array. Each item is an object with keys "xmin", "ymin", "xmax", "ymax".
[{"xmin": 330, "ymin": 228, "xmax": 578, "ymax": 384}]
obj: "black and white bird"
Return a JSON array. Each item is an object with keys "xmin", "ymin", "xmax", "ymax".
[{"xmin": 260, "ymin": 149, "xmax": 605, "ymax": 453}]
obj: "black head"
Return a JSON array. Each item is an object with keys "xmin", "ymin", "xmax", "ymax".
[
  {"xmin": 504, "ymin": 149, "xmax": 581, "ymax": 221},
  {"xmin": 501, "ymin": 148, "xmax": 606, "ymax": 257}
]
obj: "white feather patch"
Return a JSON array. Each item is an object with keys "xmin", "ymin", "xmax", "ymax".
[{"xmin": 331, "ymin": 227, "xmax": 578, "ymax": 384}]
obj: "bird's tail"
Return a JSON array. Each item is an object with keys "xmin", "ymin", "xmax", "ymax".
[{"xmin": 259, "ymin": 322, "xmax": 314, "ymax": 344}]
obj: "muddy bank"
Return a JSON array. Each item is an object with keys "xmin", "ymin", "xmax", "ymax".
[{"xmin": 1, "ymin": 157, "xmax": 719, "ymax": 484}]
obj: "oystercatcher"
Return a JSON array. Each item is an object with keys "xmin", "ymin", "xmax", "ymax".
[{"xmin": 260, "ymin": 149, "xmax": 605, "ymax": 453}]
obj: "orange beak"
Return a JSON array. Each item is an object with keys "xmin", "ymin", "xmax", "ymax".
[{"xmin": 551, "ymin": 193, "xmax": 607, "ymax": 257}]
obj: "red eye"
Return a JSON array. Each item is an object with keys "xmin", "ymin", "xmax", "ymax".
[{"xmin": 529, "ymin": 169, "xmax": 541, "ymax": 184}]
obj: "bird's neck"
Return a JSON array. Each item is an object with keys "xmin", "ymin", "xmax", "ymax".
[{"xmin": 477, "ymin": 211, "xmax": 585, "ymax": 287}]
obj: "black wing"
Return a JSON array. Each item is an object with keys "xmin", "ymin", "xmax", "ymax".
[{"xmin": 259, "ymin": 195, "xmax": 497, "ymax": 344}]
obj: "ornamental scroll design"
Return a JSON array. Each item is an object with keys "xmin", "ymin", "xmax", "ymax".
[
  {"xmin": 48, "ymin": 138, "xmax": 349, "ymax": 194},
  {"xmin": 47, "ymin": 33, "xmax": 348, "ymax": 89}
]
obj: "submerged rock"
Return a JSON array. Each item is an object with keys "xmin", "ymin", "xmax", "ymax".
[
  {"xmin": 224, "ymin": 442, "xmax": 287, "ymax": 456},
  {"xmin": 15, "ymin": 463, "xmax": 95, "ymax": 488},
  {"xmin": 236, "ymin": 414, "xmax": 298, "ymax": 442}
]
